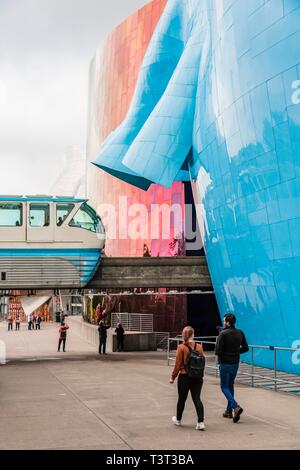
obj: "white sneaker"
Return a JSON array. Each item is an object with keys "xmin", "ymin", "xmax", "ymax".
[
  {"xmin": 172, "ymin": 416, "xmax": 181, "ymax": 426},
  {"xmin": 196, "ymin": 422, "xmax": 205, "ymax": 431}
]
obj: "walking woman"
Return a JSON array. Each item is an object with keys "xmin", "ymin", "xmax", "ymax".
[{"xmin": 170, "ymin": 326, "xmax": 205, "ymax": 431}]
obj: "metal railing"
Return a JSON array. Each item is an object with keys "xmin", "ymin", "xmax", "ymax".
[
  {"xmin": 155, "ymin": 332, "xmax": 170, "ymax": 350},
  {"xmin": 167, "ymin": 337, "xmax": 300, "ymax": 395},
  {"xmin": 111, "ymin": 314, "xmax": 170, "ymax": 350},
  {"xmin": 111, "ymin": 313, "xmax": 153, "ymax": 332}
]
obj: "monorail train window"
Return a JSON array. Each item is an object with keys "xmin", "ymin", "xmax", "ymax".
[
  {"xmin": 69, "ymin": 203, "xmax": 99, "ymax": 232},
  {"xmin": 29, "ymin": 203, "xmax": 50, "ymax": 227},
  {"xmin": 56, "ymin": 203, "xmax": 74, "ymax": 226},
  {"xmin": 0, "ymin": 203, "xmax": 22, "ymax": 226}
]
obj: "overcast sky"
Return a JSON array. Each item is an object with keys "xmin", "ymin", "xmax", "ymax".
[{"xmin": 0, "ymin": 0, "xmax": 148, "ymax": 195}]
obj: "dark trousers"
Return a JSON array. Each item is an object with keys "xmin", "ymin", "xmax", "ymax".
[
  {"xmin": 117, "ymin": 337, "xmax": 124, "ymax": 351},
  {"xmin": 8, "ymin": 323, "xmax": 13, "ymax": 331},
  {"xmin": 35, "ymin": 323, "xmax": 40, "ymax": 330},
  {"xmin": 219, "ymin": 363, "xmax": 239, "ymax": 412},
  {"xmin": 15, "ymin": 323, "xmax": 20, "ymax": 331},
  {"xmin": 58, "ymin": 338, "xmax": 66, "ymax": 351},
  {"xmin": 99, "ymin": 337, "xmax": 107, "ymax": 354},
  {"xmin": 177, "ymin": 374, "xmax": 204, "ymax": 423}
]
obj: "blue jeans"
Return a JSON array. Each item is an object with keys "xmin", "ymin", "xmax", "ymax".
[{"xmin": 219, "ymin": 363, "xmax": 239, "ymax": 412}]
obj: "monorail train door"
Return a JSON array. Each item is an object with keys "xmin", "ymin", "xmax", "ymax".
[{"xmin": 26, "ymin": 201, "xmax": 54, "ymax": 242}]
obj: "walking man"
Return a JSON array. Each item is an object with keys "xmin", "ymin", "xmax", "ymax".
[
  {"xmin": 98, "ymin": 320, "xmax": 110, "ymax": 354},
  {"xmin": 215, "ymin": 313, "xmax": 249, "ymax": 423},
  {"xmin": 58, "ymin": 321, "xmax": 69, "ymax": 352}
]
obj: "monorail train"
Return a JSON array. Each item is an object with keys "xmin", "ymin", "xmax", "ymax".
[{"xmin": 0, "ymin": 196, "xmax": 105, "ymax": 288}]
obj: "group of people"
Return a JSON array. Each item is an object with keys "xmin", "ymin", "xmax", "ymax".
[
  {"xmin": 27, "ymin": 314, "xmax": 42, "ymax": 330},
  {"xmin": 98, "ymin": 321, "xmax": 125, "ymax": 355},
  {"xmin": 8, "ymin": 304, "xmax": 248, "ymax": 431},
  {"xmin": 6, "ymin": 314, "xmax": 21, "ymax": 331},
  {"xmin": 6, "ymin": 314, "xmax": 42, "ymax": 331},
  {"xmin": 56, "ymin": 318, "xmax": 125, "ymax": 355},
  {"xmin": 170, "ymin": 313, "xmax": 249, "ymax": 431}
]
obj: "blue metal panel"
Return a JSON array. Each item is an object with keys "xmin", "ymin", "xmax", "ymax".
[
  {"xmin": 0, "ymin": 248, "xmax": 101, "ymax": 285},
  {"xmin": 93, "ymin": 0, "xmax": 300, "ymax": 373}
]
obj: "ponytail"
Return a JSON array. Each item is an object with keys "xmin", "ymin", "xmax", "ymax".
[{"xmin": 182, "ymin": 326, "xmax": 194, "ymax": 343}]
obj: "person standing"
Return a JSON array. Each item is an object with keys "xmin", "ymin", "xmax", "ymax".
[
  {"xmin": 35, "ymin": 315, "xmax": 42, "ymax": 330},
  {"xmin": 58, "ymin": 322, "xmax": 69, "ymax": 352},
  {"xmin": 60, "ymin": 311, "xmax": 66, "ymax": 325},
  {"xmin": 215, "ymin": 313, "xmax": 249, "ymax": 423},
  {"xmin": 115, "ymin": 323, "xmax": 125, "ymax": 352},
  {"xmin": 98, "ymin": 320, "xmax": 110, "ymax": 355},
  {"xmin": 7, "ymin": 314, "xmax": 13, "ymax": 331},
  {"xmin": 170, "ymin": 326, "xmax": 206, "ymax": 431},
  {"xmin": 15, "ymin": 314, "xmax": 21, "ymax": 331}
]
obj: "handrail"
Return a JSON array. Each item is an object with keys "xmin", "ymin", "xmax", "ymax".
[
  {"xmin": 155, "ymin": 332, "xmax": 170, "ymax": 350},
  {"xmin": 167, "ymin": 337, "xmax": 300, "ymax": 393},
  {"xmin": 168, "ymin": 337, "xmax": 300, "ymax": 352}
]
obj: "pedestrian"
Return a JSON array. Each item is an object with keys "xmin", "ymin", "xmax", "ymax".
[
  {"xmin": 115, "ymin": 323, "xmax": 125, "ymax": 352},
  {"xmin": 98, "ymin": 320, "xmax": 110, "ymax": 355},
  {"xmin": 215, "ymin": 313, "xmax": 249, "ymax": 423},
  {"xmin": 170, "ymin": 326, "xmax": 206, "ymax": 431},
  {"xmin": 15, "ymin": 314, "xmax": 21, "ymax": 331},
  {"xmin": 60, "ymin": 311, "xmax": 65, "ymax": 325},
  {"xmin": 28, "ymin": 314, "xmax": 32, "ymax": 330},
  {"xmin": 35, "ymin": 315, "xmax": 42, "ymax": 330},
  {"xmin": 7, "ymin": 314, "xmax": 13, "ymax": 331},
  {"xmin": 32, "ymin": 314, "xmax": 37, "ymax": 330},
  {"xmin": 58, "ymin": 321, "xmax": 69, "ymax": 352}
]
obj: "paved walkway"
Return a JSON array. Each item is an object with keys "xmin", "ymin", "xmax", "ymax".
[
  {"xmin": 0, "ymin": 322, "xmax": 300, "ymax": 450},
  {"xmin": 0, "ymin": 320, "xmax": 96, "ymax": 362}
]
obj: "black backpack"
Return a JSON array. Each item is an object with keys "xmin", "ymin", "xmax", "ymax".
[{"xmin": 184, "ymin": 343, "xmax": 205, "ymax": 379}]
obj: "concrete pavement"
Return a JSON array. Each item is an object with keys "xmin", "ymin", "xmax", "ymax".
[
  {"xmin": 0, "ymin": 320, "xmax": 96, "ymax": 362},
  {"xmin": 0, "ymin": 322, "xmax": 300, "ymax": 450}
]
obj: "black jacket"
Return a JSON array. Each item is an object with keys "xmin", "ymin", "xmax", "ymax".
[
  {"xmin": 215, "ymin": 327, "xmax": 249, "ymax": 364},
  {"xmin": 98, "ymin": 324, "xmax": 109, "ymax": 339},
  {"xmin": 115, "ymin": 327, "xmax": 125, "ymax": 338}
]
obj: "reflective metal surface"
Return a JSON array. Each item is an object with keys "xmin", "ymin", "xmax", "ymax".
[{"xmin": 92, "ymin": 0, "xmax": 300, "ymax": 372}]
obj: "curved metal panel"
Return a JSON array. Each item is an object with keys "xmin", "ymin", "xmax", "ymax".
[{"xmin": 93, "ymin": 0, "xmax": 300, "ymax": 373}]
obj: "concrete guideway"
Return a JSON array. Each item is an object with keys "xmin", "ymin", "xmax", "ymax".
[
  {"xmin": 0, "ymin": 323, "xmax": 300, "ymax": 450},
  {"xmin": 0, "ymin": 256, "xmax": 212, "ymax": 291},
  {"xmin": 88, "ymin": 256, "xmax": 212, "ymax": 289}
]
